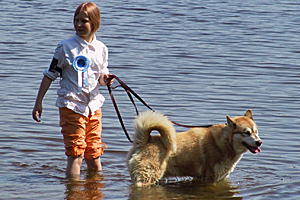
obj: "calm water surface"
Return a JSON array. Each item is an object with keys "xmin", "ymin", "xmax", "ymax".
[{"xmin": 1, "ymin": 0, "xmax": 300, "ymax": 199}]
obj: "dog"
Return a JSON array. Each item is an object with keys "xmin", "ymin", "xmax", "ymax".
[{"xmin": 126, "ymin": 110, "xmax": 262, "ymax": 187}]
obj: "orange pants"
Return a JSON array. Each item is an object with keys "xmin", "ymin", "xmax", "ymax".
[{"xmin": 59, "ymin": 107, "xmax": 106, "ymax": 159}]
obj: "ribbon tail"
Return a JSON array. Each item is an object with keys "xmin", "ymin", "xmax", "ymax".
[
  {"xmin": 77, "ymin": 71, "xmax": 83, "ymax": 94},
  {"xmin": 84, "ymin": 71, "xmax": 89, "ymax": 87}
]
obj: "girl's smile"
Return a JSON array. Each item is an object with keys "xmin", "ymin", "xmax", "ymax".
[{"xmin": 74, "ymin": 12, "xmax": 93, "ymax": 43}]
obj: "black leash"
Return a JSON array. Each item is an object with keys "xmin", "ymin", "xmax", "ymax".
[
  {"xmin": 107, "ymin": 74, "xmax": 213, "ymax": 142},
  {"xmin": 107, "ymin": 85, "xmax": 133, "ymax": 142}
]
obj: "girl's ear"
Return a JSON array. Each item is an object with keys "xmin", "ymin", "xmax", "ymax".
[{"xmin": 244, "ymin": 109, "xmax": 253, "ymax": 120}]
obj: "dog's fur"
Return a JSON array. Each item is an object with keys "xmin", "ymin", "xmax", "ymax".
[{"xmin": 126, "ymin": 110, "xmax": 262, "ymax": 187}]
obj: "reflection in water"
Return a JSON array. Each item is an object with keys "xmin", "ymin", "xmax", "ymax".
[
  {"xmin": 65, "ymin": 172, "xmax": 105, "ymax": 200},
  {"xmin": 129, "ymin": 178, "xmax": 242, "ymax": 200}
]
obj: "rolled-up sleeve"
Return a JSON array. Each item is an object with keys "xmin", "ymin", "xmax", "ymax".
[
  {"xmin": 43, "ymin": 43, "xmax": 64, "ymax": 81},
  {"xmin": 43, "ymin": 69, "xmax": 60, "ymax": 81}
]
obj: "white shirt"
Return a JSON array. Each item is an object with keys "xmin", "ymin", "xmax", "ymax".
[{"xmin": 44, "ymin": 34, "xmax": 109, "ymax": 117}]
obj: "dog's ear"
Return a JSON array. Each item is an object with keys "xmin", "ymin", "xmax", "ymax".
[
  {"xmin": 227, "ymin": 115, "xmax": 235, "ymax": 143},
  {"xmin": 226, "ymin": 115, "xmax": 236, "ymax": 129},
  {"xmin": 244, "ymin": 109, "xmax": 253, "ymax": 120}
]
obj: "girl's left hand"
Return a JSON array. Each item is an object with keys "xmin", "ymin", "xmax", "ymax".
[
  {"xmin": 104, "ymin": 74, "xmax": 114, "ymax": 85},
  {"xmin": 99, "ymin": 74, "xmax": 114, "ymax": 86}
]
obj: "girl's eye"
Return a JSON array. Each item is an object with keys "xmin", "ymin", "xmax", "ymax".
[
  {"xmin": 82, "ymin": 19, "xmax": 90, "ymax": 23},
  {"xmin": 74, "ymin": 18, "xmax": 89, "ymax": 23}
]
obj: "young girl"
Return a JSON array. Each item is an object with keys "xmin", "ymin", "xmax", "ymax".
[{"xmin": 32, "ymin": 2, "xmax": 113, "ymax": 177}]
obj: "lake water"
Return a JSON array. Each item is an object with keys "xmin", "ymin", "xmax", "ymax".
[{"xmin": 1, "ymin": 0, "xmax": 300, "ymax": 199}]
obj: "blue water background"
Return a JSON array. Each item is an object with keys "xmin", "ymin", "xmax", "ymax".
[{"xmin": 1, "ymin": 0, "xmax": 300, "ymax": 199}]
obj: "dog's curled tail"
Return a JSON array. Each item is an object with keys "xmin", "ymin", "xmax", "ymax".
[{"xmin": 134, "ymin": 111, "xmax": 177, "ymax": 152}]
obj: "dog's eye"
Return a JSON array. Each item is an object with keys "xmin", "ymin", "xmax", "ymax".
[{"xmin": 243, "ymin": 131, "xmax": 251, "ymax": 136}]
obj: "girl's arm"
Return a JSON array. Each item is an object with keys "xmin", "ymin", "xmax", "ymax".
[{"xmin": 32, "ymin": 75, "xmax": 53, "ymax": 122}]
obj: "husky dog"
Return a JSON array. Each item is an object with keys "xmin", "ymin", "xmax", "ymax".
[{"xmin": 126, "ymin": 110, "xmax": 262, "ymax": 187}]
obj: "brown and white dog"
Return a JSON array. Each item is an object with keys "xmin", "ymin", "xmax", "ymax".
[{"xmin": 126, "ymin": 110, "xmax": 262, "ymax": 187}]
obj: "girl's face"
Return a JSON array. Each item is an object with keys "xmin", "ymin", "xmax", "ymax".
[{"xmin": 74, "ymin": 12, "xmax": 93, "ymax": 42}]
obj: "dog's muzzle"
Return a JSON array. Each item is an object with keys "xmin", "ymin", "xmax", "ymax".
[{"xmin": 242, "ymin": 140, "xmax": 262, "ymax": 154}]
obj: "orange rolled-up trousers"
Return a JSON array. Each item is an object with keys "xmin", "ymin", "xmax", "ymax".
[{"xmin": 59, "ymin": 107, "xmax": 106, "ymax": 159}]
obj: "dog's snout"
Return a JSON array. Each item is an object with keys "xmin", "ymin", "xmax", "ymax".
[{"xmin": 256, "ymin": 140, "xmax": 262, "ymax": 146}]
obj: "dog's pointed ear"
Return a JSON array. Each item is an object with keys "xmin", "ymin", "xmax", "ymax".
[
  {"xmin": 244, "ymin": 109, "xmax": 253, "ymax": 120},
  {"xmin": 226, "ymin": 115, "xmax": 236, "ymax": 129},
  {"xmin": 227, "ymin": 115, "xmax": 235, "ymax": 143}
]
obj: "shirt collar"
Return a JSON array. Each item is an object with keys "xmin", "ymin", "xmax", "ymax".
[{"xmin": 74, "ymin": 34, "xmax": 97, "ymax": 49}]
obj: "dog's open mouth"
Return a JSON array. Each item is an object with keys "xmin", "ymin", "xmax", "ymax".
[{"xmin": 242, "ymin": 142, "xmax": 261, "ymax": 154}]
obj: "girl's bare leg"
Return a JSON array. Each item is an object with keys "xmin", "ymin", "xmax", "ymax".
[
  {"xmin": 85, "ymin": 157, "xmax": 102, "ymax": 171},
  {"xmin": 66, "ymin": 154, "xmax": 83, "ymax": 177}
]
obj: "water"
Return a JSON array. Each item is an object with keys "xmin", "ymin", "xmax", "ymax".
[{"xmin": 1, "ymin": 0, "xmax": 300, "ymax": 199}]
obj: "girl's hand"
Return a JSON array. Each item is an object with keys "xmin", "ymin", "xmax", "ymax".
[
  {"xmin": 104, "ymin": 74, "xmax": 114, "ymax": 85},
  {"xmin": 99, "ymin": 74, "xmax": 114, "ymax": 86},
  {"xmin": 32, "ymin": 75, "xmax": 52, "ymax": 122},
  {"xmin": 32, "ymin": 104, "xmax": 42, "ymax": 122}
]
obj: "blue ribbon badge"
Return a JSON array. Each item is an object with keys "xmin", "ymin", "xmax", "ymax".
[{"xmin": 73, "ymin": 55, "xmax": 90, "ymax": 94}]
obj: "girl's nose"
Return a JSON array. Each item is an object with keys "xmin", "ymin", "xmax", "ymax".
[{"xmin": 75, "ymin": 20, "xmax": 82, "ymax": 26}]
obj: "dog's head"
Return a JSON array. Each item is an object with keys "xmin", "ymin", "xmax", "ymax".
[{"xmin": 227, "ymin": 110, "xmax": 262, "ymax": 154}]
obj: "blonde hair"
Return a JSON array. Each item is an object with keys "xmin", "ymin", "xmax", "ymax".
[{"xmin": 74, "ymin": 2, "xmax": 100, "ymax": 34}]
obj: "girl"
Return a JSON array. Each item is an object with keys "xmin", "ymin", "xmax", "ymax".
[{"xmin": 32, "ymin": 2, "xmax": 113, "ymax": 177}]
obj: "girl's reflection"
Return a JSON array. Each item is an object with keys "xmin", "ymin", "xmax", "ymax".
[{"xmin": 65, "ymin": 172, "xmax": 105, "ymax": 200}]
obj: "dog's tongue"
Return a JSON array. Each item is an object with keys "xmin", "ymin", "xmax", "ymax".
[
  {"xmin": 242, "ymin": 142, "xmax": 261, "ymax": 154},
  {"xmin": 255, "ymin": 147, "xmax": 261, "ymax": 153},
  {"xmin": 249, "ymin": 146, "xmax": 261, "ymax": 154}
]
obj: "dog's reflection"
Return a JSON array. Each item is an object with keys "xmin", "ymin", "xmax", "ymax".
[{"xmin": 128, "ymin": 178, "xmax": 242, "ymax": 200}]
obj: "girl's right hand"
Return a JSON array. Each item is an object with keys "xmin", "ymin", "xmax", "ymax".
[
  {"xmin": 32, "ymin": 104, "xmax": 42, "ymax": 122},
  {"xmin": 104, "ymin": 74, "xmax": 114, "ymax": 85}
]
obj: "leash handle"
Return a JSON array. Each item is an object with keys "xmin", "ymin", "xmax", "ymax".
[
  {"xmin": 110, "ymin": 75, "xmax": 154, "ymax": 112},
  {"xmin": 107, "ymin": 74, "xmax": 155, "ymax": 143},
  {"xmin": 107, "ymin": 84, "xmax": 133, "ymax": 143}
]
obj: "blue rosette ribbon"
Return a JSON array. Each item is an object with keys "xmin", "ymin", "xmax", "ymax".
[{"xmin": 73, "ymin": 55, "xmax": 90, "ymax": 94}]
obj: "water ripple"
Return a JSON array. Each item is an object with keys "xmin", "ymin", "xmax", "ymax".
[{"xmin": 1, "ymin": 0, "xmax": 300, "ymax": 199}]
